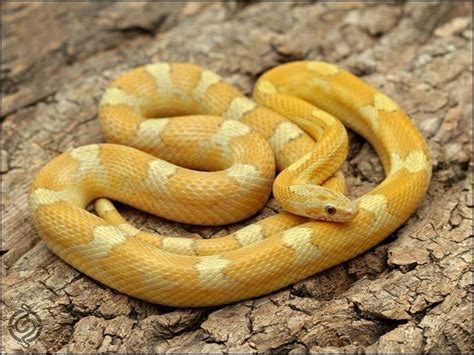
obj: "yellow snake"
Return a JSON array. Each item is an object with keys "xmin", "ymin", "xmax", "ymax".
[{"xmin": 28, "ymin": 61, "xmax": 431, "ymax": 307}]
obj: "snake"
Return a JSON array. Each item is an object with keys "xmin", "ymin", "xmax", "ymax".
[{"xmin": 28, "ymin": 61, "xmax": 431, "ymax": 307}]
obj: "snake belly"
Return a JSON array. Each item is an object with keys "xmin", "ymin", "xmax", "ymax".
[{"xmin": 28, "ymin": 61, "xmax": 431, "ymax": 307}]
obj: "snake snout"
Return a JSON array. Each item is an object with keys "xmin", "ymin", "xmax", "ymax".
[{"xmin": 329, "ymin": 199, "xmax": 359, "ymax": 223}]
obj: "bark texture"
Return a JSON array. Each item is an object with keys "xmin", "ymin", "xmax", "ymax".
[{"xmin": 2, "ymin": 2, "xmax": 472, "ymax": 353}]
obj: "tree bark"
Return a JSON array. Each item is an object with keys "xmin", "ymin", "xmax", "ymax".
[{"xmin": 2, "ymin": 2, "xmax": 472, "ymax": 352}]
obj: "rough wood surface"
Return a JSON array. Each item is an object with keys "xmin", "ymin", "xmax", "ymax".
[{"xmin": 1, "ymin": 2, "xmax": 472, "ymax": 353}]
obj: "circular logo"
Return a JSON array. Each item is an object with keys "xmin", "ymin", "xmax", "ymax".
[{"xmin": 8, "ymin": 304, "xmax": 43, "ymax": 348}]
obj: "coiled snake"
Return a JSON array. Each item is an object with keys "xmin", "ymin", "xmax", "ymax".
[{"xmin": 28, "ymin": 61, "xmax": 431, "ymax": 307}]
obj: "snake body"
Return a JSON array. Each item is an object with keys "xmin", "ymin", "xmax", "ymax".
[{"xmin": 28, "ymin": 61, "xmax": 431, "ymax": 307}]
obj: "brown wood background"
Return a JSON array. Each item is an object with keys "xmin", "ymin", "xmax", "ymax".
[{"xmin": 2, "ymin": 2, "xmax": 472, "ymax": 352}]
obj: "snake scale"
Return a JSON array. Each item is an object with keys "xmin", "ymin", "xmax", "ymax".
[{"xmin": 28, "ymin": 61, "xmax": 431, "ymax": 307}]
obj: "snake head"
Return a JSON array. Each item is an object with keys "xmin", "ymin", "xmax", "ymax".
[
  {"xmin": 284, "ymin": 184, "xmax": 359, "ymax": 223},
  {"xmin": 321, "ymin": 199, "xmax": 359, "ymax": 223}
]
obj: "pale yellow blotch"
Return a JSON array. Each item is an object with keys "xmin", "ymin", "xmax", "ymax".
[
  {"xmin": 100, "ymin": 87, "xmax": 140, "ymax": 112},
  {"xmin": 145, "ymin": 63, "xmax": 173, "ymax": 94},
  {"xmin": 281, "ymin": 227, "xmax": 320, "ymax": 267},
  {"xmin": 87, "ymin": 225, "xmax": 132, "ymax": 260},
  {"xmin": 257, "ymin": 80, "xmax": 278, "ymax": 95},
  {"xmin": 233, "ymin": 224, "xmax": 265, "ymax": 247},
  {"xmin": 227, "ymin": 163, "xmax": 261, "ymax": 186},
  {"xmin": 145, "ymin": 159, "xmax": 178, "ymax": 191},
  {"xmin": 200, "ymin": 120, "xmax": 251, "ymax": 157},
  {"xmin": 222, "ymin": 97, "xmax": 257, "ymax": 121},
  {"xmin": 117, "ymin": 223, "xmax": 140, "ymax": 235},
  {"xmin": 403, "ymin": 151, "xmax": 430, "ymax": 172},
  {"xmin": 311, "ymin": 109, "xmax": 336, "ymax": 126},
  {"xmin": 359, "ymin": 105, "xmax": 379, "ymax": 131},
  {"xmin": 70, "ymin": 144, "xmax": 101, "ymax": 164},
  {"xmin": 389, "ymin": 150, "xmax": 430, "ymax": 175},
  {"xmin": 29, "ymin": 188, "xmax": 74, "ymax": 211},
  {"xmin": 358, "ymin": 194, "xmax": 397, "ymax": 234},
  {"xmin": 193, "ymin": 69, "xmax": 222, "ymax": 101},
  {"xmin": 358, "ymin": 194, "xmax": 386, "ymax": 212},
  {"xmin": 268, "ymin": 122, "xmax": 303, "ymax": 153},
  {"xmin": 63, "ymin": 225, "xmax": 132, "ymax": 263},
  {"xmin": 311, "ymin": 125, "xmax": 325, "ymax": 139},
  {"xmin": 306, "ymin": 62, "xmax": 339, "ymax": 76},
  {"xmin": 195, "ymin": 256, "xmax": 232, "ymax": 288},
  {"xmin": 135, "ymin": 118, "xmax": 170, "ymax": 147},
  {"xmin": 308, "ymin": 77, "xmax": 331, "ymax": 92},
  {"xmin": 287, "ymin": 151, "xmax": 313, "ymax": 172},
  {"xmin": 161, "ymin": 237, "xmax": 196, "ymax": 256},
  {"xmin": 289, "ymin": 185, "xmax": 317, "ymax": 197},
  {"xmin": 212, "ymin": 120, "xmax": 251, "ymax": 147},
  {"xmin": 374, "ymin": 93, "xmax": 399, "ymax": 112},
  {"xmin": 70, "ymin": 145, "xmax": 108, "ymax": 185}
]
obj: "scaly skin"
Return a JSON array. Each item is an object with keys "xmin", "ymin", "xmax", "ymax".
[{"xmin": 28, "ymin": 61, "xmax": 431, "ymax": 307}]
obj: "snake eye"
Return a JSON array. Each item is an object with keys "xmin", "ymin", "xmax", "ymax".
[{"xmin": 325, "ymin": 205, "xmax": 336, "ymax": 216}]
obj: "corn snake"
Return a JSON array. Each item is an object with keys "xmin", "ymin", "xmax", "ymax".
[{"xmin": 28, "ymin": 61, "xmax": 431, "ymax": 307}]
